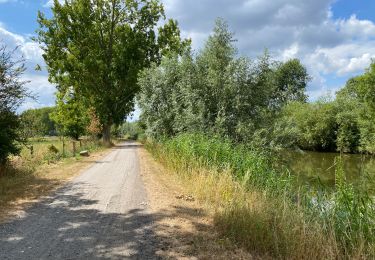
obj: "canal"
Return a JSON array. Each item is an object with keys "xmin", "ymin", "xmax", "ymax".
[{"xmin": 282, "ymin": 150, "xmax": 375, "ymax": 193}]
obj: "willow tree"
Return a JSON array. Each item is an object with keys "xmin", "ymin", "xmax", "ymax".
[{"xmin": 36, "ymin": 0, "xmax": 189, "ymax": 145}]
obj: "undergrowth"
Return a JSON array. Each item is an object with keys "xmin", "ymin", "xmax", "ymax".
[
  {"xmin": 146, "ymin": 133, "xmax": 375, "ymax": 259},
  {"xmin": 0, "ymin": 138, "xmax": 106, "ymax": 216}
]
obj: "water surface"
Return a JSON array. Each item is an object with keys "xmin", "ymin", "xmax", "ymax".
[{"xmin": 282, "ymin": 150, "xmax": 375, "ymax": 192}]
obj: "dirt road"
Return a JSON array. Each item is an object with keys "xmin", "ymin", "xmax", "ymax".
[{"xmin": 0, "ymin": 142, "xmax": 159, "ymax": 259}]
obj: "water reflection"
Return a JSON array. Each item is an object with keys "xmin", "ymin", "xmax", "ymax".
[{"xmin": 281, "ymin": 150, "xmax": 375, "ymax": 192}]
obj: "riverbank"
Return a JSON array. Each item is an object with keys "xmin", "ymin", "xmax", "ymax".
[
  {"xmin": 146, "ymin": 133, "xmax": 375, "ymax": 259},
  {"xmin": 139, "ymin": 146, "xmax": 254, "ymax": 259}
]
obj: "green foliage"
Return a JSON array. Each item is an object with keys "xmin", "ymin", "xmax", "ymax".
[
  {"xmin": 20, "ymin": 107, "xmax": 56, "ymax": 137},
  {"xmin": 36, "ymin": 0, "xmax": 189, "ymax": 143},
  {"xmin": 50, "ymin": 91, "xmax": 89, "ymax": 140},
  {"xmin": 277, "ymin": 92, "xmax": 369, "ymax": 154},
  {"xmin": 139, "ymin": 18, "xmax": 375, "ymax": 154},
  {"xmin": 271, "ymin": 58, "xmax": 309, "ymax": 109},
  {"xmin": 330, "ymin": 156, "xmax": 375, "ymax": 253},
  {"xmin": 138, "ymin": 18, "xmax": 375, "ymax": 256},
  {"xmin": 335, "ymin": 101, "xmax": 361, "ymax": 153},
  {"xmin": 118, "ymin": 121, "xmax": 144, "ymax": 140},
  {"xmin": 0, "ymin": 44, "xmax": 29, "ymax": 164},
  {"xmin": 0, "ymin": 111, "xmax": 21, "ymax": 164},
  {"xmin": 44, "ymin": 144, "xmax": 61, "ymax": 162},
  {"xmin": 275, "ymin": 61, "xmax": 375, "ymax": 154},
  {"xmin": 276, "ymin": 100, "xmax": 338, "ymax": 151},
  {"xmin": 336, "ymin": 62, "xmax": 375, "ymax": 153},
  {"xmin": 158, "ymin": 133, "xmax": 292, "ymax": 193},
  {"xmin": 150, "ymin": 133, "xmax": 375, "ymax": 258},
  {"xmin": 138, "ymin": 19, "xmax": 309, "ymax": 142},
  {"xmin": 47, "ymin": 144, "xmax": 59, "ymax": 154}
]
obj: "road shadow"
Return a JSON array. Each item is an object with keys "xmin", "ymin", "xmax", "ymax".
[{"xmin": 0, "ymin": 182, "xmax": 224, "ymax": 260}]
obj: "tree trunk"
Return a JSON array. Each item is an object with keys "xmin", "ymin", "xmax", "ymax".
[{"xmin": 102, "ymin": 123, "xmax": 112, "ymax": 147}]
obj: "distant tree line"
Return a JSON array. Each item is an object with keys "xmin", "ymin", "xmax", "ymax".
[
  {"xmin": 138, "ymin": 19, "xmax": 375, "ymax": 154},
  {"xmin": 18, "ymin": 105, "xmax": 105, "ymax": 141},
  {"xmin": 20, "ymin": 107, "xmax": 56, "ymax": 137}
]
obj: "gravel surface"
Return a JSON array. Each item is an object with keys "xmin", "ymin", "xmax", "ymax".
[{"xmin": 0, "ymin": 142, "xmax": 159, "ymax": 260}]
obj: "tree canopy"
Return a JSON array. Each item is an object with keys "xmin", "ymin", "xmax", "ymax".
[
  {"xmin": 0, "ymin": 44, "xmax": 29, "ymax": 164},
  {"xmin": 50, "ymin": 91, "xmax": 89, "ymax": 140},
  {"xmin": 20, "ymin": 107, "xmax": 56, "ymax": 138},
  {"xmin": 138, "ymin": 19, "xmax": 310, "ymax": 142},
  {"xmin": 36, "ymin": 0, "xmax": 189, "ymax": 144}
]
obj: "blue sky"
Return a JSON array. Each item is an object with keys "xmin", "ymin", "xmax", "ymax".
[
  {"xmin": 332, "ymin": 0, "xmax": 375, "ymax": 20},
  {"xmin": 0, "ymin": 0, "xmax": 375, "ymax": 113}
]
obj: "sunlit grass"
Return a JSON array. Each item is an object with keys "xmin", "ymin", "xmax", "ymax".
[
  {"xmin": 146, "ymin": 133, "xmax": 375, "ymax": 259},
  {"xmin": 0, "ymin": 137, "xmax": 106, "ymax": 221}
]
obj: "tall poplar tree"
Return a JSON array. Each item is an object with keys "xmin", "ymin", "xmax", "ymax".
[{"xmin": 36, "ymin": 0, "xmax": 189, "ymax": 145}]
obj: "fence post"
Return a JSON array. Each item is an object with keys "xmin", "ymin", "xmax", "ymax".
[
  {"xmin": 79, "ymin": 140, "xmax": 82, "ymax": 148},
  {"xmin": 62, "ymin": 139, "xmax": 66, "ymax": 157},
  {"xmin": 73, "ymin": 141, "xmax": 76, "ymax": 156},
  {"xmin": 30, "ymin": 145, "xmax": 34, "ymax": 157}
]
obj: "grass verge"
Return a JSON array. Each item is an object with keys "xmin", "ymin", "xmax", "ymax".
[
  {"xmin": 0, "ymin": 138, "xmax": 109, "ymax": 222},
  {"xmin": 146, "ymin": 133, "xmax": 375, "ymax": 259}
]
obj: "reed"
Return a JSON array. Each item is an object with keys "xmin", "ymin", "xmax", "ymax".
[{"xmin": 146, "ymin": 133, "xmax": 375, "ymax": 259}]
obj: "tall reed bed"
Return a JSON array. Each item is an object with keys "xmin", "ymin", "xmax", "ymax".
[{"xmin": 146, "ymin": 133, "xmax": 375, "ymax": 259}]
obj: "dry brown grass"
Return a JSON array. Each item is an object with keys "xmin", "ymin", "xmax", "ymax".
[
  {"xmin": 0, "ymin": 147, "xmax": 111, "ymax": 223},
  {"xmin": 139, "ymin": 147, "xmax": 256, "ymax": 259},
  {"xmin": 144, "ymin": 142, "xmax": 358, "ymax": 259},
  {"xmin": 179, "ymin": 168, "xmax": 341, "ymax": 259}
]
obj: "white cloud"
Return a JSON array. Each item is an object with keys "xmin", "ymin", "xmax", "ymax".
[
  {"xmin": 0, "ymin": 23, "xmax": 56, "ymax": 111},
  {"xmin": 3, "ymin": 0, "xmax": 375, "ymax": 105},
  {"xmin": 23, "ymin": 74, "xmax": 55, "ymax": 95},
  {"xmin": 338, "ymin": 15, "xmax": 375, "ymax": 39},
  {"xmin": 281, "ymin": 43, "xmax": 299, "ymax": 61},
  {"xmin": 43, "ymin": 0, "xmax": 53, "ymax": 8},
  {"xmin": 305, "ymin": 43, "xmax": 375, "ymax": 76},
  {"xmin": 43, "ymin": 0, "xmax": 64, "ymax": 8},
  {"xmin": 43, "ymin": 0, "xmax": 53, "ymax": 7},
  {"xmin": 162, "ymin": 0, "xmax": 375, "ymax": 99}
]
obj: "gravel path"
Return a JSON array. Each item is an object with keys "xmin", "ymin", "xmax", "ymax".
[{"xmin": 0, "ymin": 142, "xmax": 159, "ymax": 260}]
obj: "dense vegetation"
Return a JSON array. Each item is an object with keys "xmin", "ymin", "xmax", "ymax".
[
  {"xmin": 138, "ymin": 19, "xmax": 309, "ymax": 144},
  {"xmin": 36, "ymin": 0, "xmax": 189, "ymax": 144},
  {"xmin": 277, "ymin": 67, "xmax": 375, "ymax": 153},
  {"xmin": 116, "ymin": 121, "xmax": 144, "ymax": 140},
  {"xmin": 139, "ymin": 19, "xmax": 375, "ymax": 258},
  {"xmin": 148, "ymin": 134, "xmax": 374, "ymax": 258},
  {"xmin": 138, "ymin": 19, "xmax": 375, "ymax": 155},
  {"xmin": 19, "ymin": 105, "xmax": 102, "ymax": 141},
  {"xmin": 20, "ymin": 107, "xmax": 56, "ymax": 137},
  {"xmin": 1, "ymin": 0, "xmax": 374, "ymax": 256},
  {"xmin": 0, "ymin": 45, "xmax": 30, "ymax": 165}
]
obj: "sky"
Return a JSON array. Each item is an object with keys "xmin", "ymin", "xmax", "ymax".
[{"xmin": 0, "ymin": 0, "xmax": 375, "ymax": 113}]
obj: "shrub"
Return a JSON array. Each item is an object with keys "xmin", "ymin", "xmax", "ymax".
[
  {"xmin": 0, "ymin": 44, "xmax": 30, "ymax": 164},
  {"xmin": 48, "ymin": 144, "xmax": 59, "ymax": 154}
]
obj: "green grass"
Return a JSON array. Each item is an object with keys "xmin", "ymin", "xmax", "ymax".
[
  {"xmin": 147, "ymin": 133, "xmax": 375, "ymax": 259},
  {"xmin": 14, "ymin": 137, "xmax": 103, "ymax": 170},
  {"xmin": 0, "ymin": 137, "xmax": 106, "ymax": 221}
]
